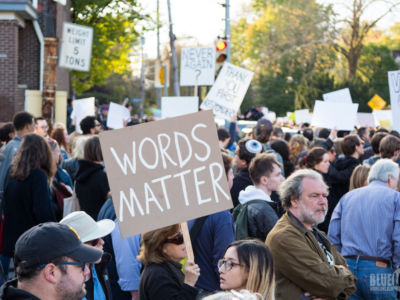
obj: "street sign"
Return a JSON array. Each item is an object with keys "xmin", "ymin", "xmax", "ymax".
[{"xmin": 59, "ymin": 22, "xmax": 93, "ymax": 72}]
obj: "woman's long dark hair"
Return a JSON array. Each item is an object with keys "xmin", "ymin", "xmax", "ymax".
[{"xmin": 10, "ymin": 133, "xmax": 56, "ymax": 181}]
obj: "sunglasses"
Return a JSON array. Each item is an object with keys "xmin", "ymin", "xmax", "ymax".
[{"xmin": 164, "ymin": 232, "xmax": 184, "ymax": 245}]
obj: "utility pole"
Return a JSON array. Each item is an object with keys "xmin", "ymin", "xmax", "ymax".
[
  {"xmin": 156, "ymin": 0, "xmax": 162, "ymax": 107},
  {"xmin": 140, "ymin": 36, "xmax": 145, "ymax": 119},
  {"xmin": 167, "ymin": 0, "xmax": 180, "ymax": 96},
  {"xmin": 225, "ymin": 0, "xmax": 231, "ymax": 62}
]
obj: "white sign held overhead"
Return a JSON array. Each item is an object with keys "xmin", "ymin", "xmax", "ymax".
[
  {"xmin": 59, "ymin": 22, "xmax": 93, "ymax": 72},
  {"xmin": 323, "ymin": 88, "xmax": 352, "ymax": 103},
  {"xmin": 71, "ymin": 97, "xmax": 95, "ymax": 134},
  {"xmin": 107, "ymin": 102, "xmax": 131, "ymax": 130},
  {"xmin": 356, "ymin": 113, "xmax": 377, "ymax": 128},
  {"xmin": 180, "ymin": 47, "xmax": 215, "ymax": 86},
  {"xmin": 161, "ymin": 97, "xmax": 199, "ymax": 119},
  {"xmin": 388, "ymin": 71, "xmax": 400, "ymax": 132},
  {"xmin": 311, "ymin": 100, "xmax": 358, "ymax": 131},
  {"xmin": 200, "ymin": 63, "xmax": 254, "ymax": 121},
  {"xmin": 295, "ymin": 109, "xmax": 312, "ymax": 124}
]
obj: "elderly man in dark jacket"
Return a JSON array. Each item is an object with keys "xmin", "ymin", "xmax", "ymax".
[{"xmin": 266, "ymin": 169, "xmax": 356, "ymax": 300}]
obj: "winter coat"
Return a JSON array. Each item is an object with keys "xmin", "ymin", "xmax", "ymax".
[
  {"xmin": 75, "ymin": 160, "xmax": 110, "ymax": 220},
  {"xmin": 266, "ymin": 212, "xmax": 356, "ymax": 300},
  {"xmin": 86, "ymin": 253, "xmax": 113, "ymax": 300},
  {"xmin": 238, "ymin": 186, "xmax": 279, "ymax": 241},
  {"xmin": 2, "ymin": 169, "xmax": 56, "ymax": 257},
  {"xmin": 230, "ymin": 168, "xmax": 252, "ymax": 207},
  {"xmin": 139, "ymin": 261, "xmax": 198, "ymax": 300}
]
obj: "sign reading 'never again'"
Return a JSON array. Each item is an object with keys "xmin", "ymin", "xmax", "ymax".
[
  {"xmin": 99, "ymin": 110, "xmax": 233, "ymax": 238},
  {"xmin": 59, "ymin": 22, "xmax": 93, "ymax": 72}
]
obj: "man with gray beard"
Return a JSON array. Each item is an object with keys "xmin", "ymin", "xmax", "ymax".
[{"xmin": 266, "ymin": 169, "xmax": 356, "ymax": 300}]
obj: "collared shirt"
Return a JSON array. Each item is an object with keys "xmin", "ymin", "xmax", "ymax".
[
  {"xmin": 328, "ymin": 180, "xmax": 400, "ymax": 268},
  {"xmin": 0, "ymin": 135, "xmax": 22, "ymax": 198}
]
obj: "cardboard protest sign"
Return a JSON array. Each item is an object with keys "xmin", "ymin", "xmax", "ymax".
[
  {"xmin": 368, "ymin": 94, "xmax": 386, "ymax": 110},
  {"xmin": 99, "ymin": 110, "xmax": 233, "ymax": 238},
  {"xmin": 71, "ymin": 97, "xmax": 95, "ymax": 133},
  {"xmin": 201, "ymin": 63, "xmax": 253, "ymax": 121},
  {"xmin": 107, "ymin": 102, "xmax": 131, "ymax": 129},
  {"xmin": 311, "ymin": 100, "xmax": 358, "ymax": 130},
  {"xmin": 180, "ymin": 47, "xmax": 215, "ymax": 86},
  {"xmin": 294, "ymin": 109, "xmax": 312, "ymax": 124},
  {"xmin": 59, "ymin": 22, "xmax": 93, "ymax": 72},
  {"xmin": 356, "ymin": 113, "xmax": 377, "ymax": 128},
  {"xmin": 388, "ymin": 71, "xmax": 400, "ymax": 132},
  {"xmin": 323, "ymin": 88, "xmax": 352, "ymax": 103},
  {"xmin": 161, "ymin": 97, "xmax": 199, "ymax": 119}
]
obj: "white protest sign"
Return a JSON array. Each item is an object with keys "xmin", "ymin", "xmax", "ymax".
[
  {"xmin": 311, "ymin": 100, "xmax": 358, "ymax": 130},
  {"xmin": 388, "ymin": 71, "xmax": 400, "ymax": 132},
  {"xmin": 59, "ymin": 22, "xmax": 93, "ymax": 72},
  {"xmin": 99, "ymin": 110, "xmax": 233, "ymax": 238},
  {"xmin": 201, "ymin": 63, "xmax": 254, "ymax": 121},
  {"xmin": 180, "ymin": 47, "xmax": 215, "ymax": 86},
  {"xmin": 295, "ymin": 109, "xmax": 312, "ymax": 124},
  {"xmin": 71, "ymin": 97, "xmax": 95, "ymax": 133},
  {"xmin": 373, "ymin": 109, "xmax": 392, "ymax": 129},
  {"xmin": 161, "ymin": 97, "xmax": 199, "ymax": 119},
  {"xmin": 323, "ymin": 88, "xmax": 352, "ymax": 103},
  {"xmin": 356, "ymin": 113, "xmax": 377, "ymax": 127},
  {"xmin": 107, "ymin": 102, "xmax": 131, "ymax": 129},
  {"xmin": 267, "ymin": 112, "xmax": 276, "ymax": 122}
]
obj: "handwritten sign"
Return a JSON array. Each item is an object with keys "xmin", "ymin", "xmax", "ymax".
[
  {"xmin": 311, "ymin": 100, "xmax": 358, "ymax": 130},
  {"xmin": 201, "ymin": 63, "xmax": 253, "ymax": 121},
  {"xmin": 59, "ymin": 22, "xmax": 93, "ymax": 72},
  {"xmin": 388, "ymin": 71, "xmax": 400, "ymax": 132},
  {"xmin": 180, "ymin": 47, "xmax": 215, "ymax": 86},
  {"xmin": 99, "ymin": 110, "xmax": 233, "ymax": 238},
  {"xmin": 161, "ymin": 97, "xmax": 199, "ymax": 118},
  {"xmin": 323, "ymin": 88, "xmax": 352, "ymax": 103}
]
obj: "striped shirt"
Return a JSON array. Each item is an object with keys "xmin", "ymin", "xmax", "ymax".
[{"xmin": 328, "ymin": 180, "xmax": 400, "ymax": 268}]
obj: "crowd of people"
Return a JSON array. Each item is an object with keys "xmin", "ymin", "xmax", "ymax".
[{"xmin": 0, "ymin": 107, "xmax": 399, "ymax": 300}]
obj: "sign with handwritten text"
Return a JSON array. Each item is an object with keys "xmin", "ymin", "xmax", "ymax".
[
  {"xmin": 99, "ymin": 110, "xmax": 233, "ymax": 237},
  {"xmin": 388, "ymin": 71, "xmax": 400, "ymax": 132},
  {"xmin": 180, "ymin": 47, "xmax": 215, "ymax": 86},
  {"xmin": 201, "ymin": 63, "xmax": 253, "ymax": 121}
]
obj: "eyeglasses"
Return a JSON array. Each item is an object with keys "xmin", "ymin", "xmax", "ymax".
[
  {"xmin": 217, "ymin": 259, "xmax": 242, "ymax": 271},
  {"xmin": 39, "ymin": 261, "xmax": 87, "ymax": 272},
  {"xmin": 164, "ymin": 232, "xmax": 184, "ymax": 245}
]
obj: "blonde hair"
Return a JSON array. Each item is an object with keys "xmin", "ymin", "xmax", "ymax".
[
  {"xmin": 349, "ymin": 165, "xmax": 370, "ymax": 190},
  {"xmin": 72, "ymin": 136, "xmax": 90, "ymax": 159},
  {"xmin": 289, "ymin": 134, "xmax": 308, "ymax": 164},
  {"xmin": 226, "ymin": 240, "xmax": 275, "ymax": 300}
]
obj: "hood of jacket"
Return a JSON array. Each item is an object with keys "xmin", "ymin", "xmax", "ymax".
[
  {"xmin": 75, "ymin": 159, "xmax": 104, "ymax": 183},
  {"xmin": 238, "ymin": 185, "xmax": 272, "ymax": 205},
  {"xmin": 0, "ymin": 279, "xmax": 40, "ymax": 300}
]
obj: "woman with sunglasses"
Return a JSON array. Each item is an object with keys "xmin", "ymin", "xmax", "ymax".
[
  {"xmin": 60, "ymin": 211, "xmax": 115, "ymax": 300},
  {"xmin": 218, "ymin": 240, "xmax": 275, "ymax": 300},
  {"xmin": 138, "ymin": 224, "xmax": 200, "ymax": 300}
]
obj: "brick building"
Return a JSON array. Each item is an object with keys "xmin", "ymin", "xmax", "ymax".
[{"xmin": 0, "ymin": 0, "xmax": 70, "ymax": 122}]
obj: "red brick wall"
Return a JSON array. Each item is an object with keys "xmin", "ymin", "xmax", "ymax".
[{"xmin": 0, "ymin": 20, "xmax": 18, "ymax": 122}]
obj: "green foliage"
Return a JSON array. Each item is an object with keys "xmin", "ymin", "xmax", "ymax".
[{"xmin": 70, "ymin": 0, "xmax": 151, "ymax": 95}]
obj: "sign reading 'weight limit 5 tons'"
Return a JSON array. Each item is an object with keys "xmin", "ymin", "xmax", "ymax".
[{"xmin": 99, "ymin": 110, "xmax": 233, "ymax": 238}]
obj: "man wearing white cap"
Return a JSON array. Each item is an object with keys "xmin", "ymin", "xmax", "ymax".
[{"xmin": 61, "ymin": 211, "xmax": 115, "ymax": 300}]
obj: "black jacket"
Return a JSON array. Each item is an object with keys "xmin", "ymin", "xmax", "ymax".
[
  {"xmin": 60, "ymin": 157, "xmax": 79, "ymax": 183},
  {"xmin": 139, "ymin": 261, "xmax": 198, "ymax": 300},
  {"xmin": 230, "ymin": 168, "xmax": 252, "ymax": 208},
  {"xmin": 86, "ymin": 253, "xmax": 113, "ymax": 300},
  {"xmin": 0, "ymin": 279, "xmax": 40, "ymax": 300},
  {"xmin": 3, "ymin": 169, "xmax": 56, "ymax": 257},
  {"xmin": 247, "ymin": 201, "xmax": 279, "ymax": 242},
  {"xmin": 75, "ymin": 160, "xmax": 110, "ymax": 220}
]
